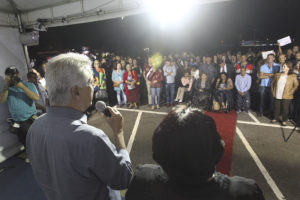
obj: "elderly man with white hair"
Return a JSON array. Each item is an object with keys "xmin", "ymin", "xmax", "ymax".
[{"xmin": 26, "ymin": 53, "xmax": 132, "ymax": 200}]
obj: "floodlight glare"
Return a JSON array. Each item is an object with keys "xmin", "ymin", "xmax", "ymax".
[{"xmin": 146, "ymin": 0, "xmax": 196, "ymax": 30}]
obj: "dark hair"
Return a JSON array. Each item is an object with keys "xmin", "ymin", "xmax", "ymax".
[
  {"xmin": 27, "ymin": 71, "xmax": 37, "ymax": 79},
  {"xmin": 152, "ymin": 105, "xmax": 224, "ymax": 186},
  {"xmin": 284, "ymin": 61, "xmax": 294, "ymax": 75},
  {"xmin": 5, "ymin": 66, "xmax": 19, "ymax": 76}
]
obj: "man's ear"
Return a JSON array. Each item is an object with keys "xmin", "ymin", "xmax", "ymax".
[{"xmin": 71, "ymin": 86, "xmax": 80, "ymax": 98}]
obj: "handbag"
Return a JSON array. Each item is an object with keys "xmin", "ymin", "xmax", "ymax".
[
  {"xmin": 95, "ymin": 89, "xmax": 108, "ymax": 100},
  {"xmin": 113, "ymin": 82, "xmax": 120, "ymax": 87}
]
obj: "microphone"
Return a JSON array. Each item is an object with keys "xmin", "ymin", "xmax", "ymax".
[{"xmin": 95, "ymin": 101, "xmax": 111, "ymax": 117}]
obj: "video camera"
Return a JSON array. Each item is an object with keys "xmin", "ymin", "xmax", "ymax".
[{"xmin": 5, "ymin": 66, "xmax": 21, "ymax": 87}]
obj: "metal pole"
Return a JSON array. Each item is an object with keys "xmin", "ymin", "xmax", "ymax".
[{"xmin": 16, "ymin": 13, "xmax": 31, "ymax": 71}]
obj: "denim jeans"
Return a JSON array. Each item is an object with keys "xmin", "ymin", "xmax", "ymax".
[
  {"xmin": 237, "ymin": 91, "xmax": 251, "ymax": 111},
  {"xmin": 259, "ymin": 86, "xmax": 273, "ymax": 113},
  {"xmin": 116, "ymin": 90, "xmax": 127, "ymax": 105},
  {"xmin": 165, "ymin": 83, "xmax": 175, "ymax": 104},
  {"xmin": 151, "ymin": 87, "xmax": 161, "ymax": 106}
]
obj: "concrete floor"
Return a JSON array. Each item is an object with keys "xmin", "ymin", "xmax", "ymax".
[{"xmin": 89, "ymin": 105, "xmax": 300, "ymax": 200}]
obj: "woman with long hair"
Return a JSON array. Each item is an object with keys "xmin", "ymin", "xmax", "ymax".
[
  {"xmin": 123, "ymin": 64, "xmax": 139, "ymax": 109},
  {"xmin": 112, "ymin": 62, "xmax": 126, "ymax": 107},
  {"xmin": 214, "ymin": 72, "xmax": 234, "ymax": 112},
  {"xmin": 191, "ymin": 72, "xmax": 212, "ymax": 109},
  {"xmin": 148, "ymin": 65, "xmax": 164, "ymax": 110},
  {"xmin": 271, "ymin": 63, "xmax": 299, "ymax": 126}
]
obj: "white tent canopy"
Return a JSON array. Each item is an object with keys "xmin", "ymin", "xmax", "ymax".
[{"xmin": 0, "ymin": 0, "xmax": 231, "ymax": 28}]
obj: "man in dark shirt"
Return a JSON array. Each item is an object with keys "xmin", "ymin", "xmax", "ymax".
[{"xmin": 27, "ymin": 53, "xmax": 132, "ymax": 200}]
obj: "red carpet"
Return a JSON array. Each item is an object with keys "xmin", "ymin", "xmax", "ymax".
[{"xmin": 205, "ymin": 110, "xmax": 237, "ymax": 175}]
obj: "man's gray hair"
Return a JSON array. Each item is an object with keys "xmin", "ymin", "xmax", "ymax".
[{"xmin": 46, "ymin": 53, "xmax": 93, "ymax": 106}]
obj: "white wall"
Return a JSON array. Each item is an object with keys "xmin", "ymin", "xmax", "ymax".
[{"xmin": 0, "ymin": 27, "xmax": 28, "ymax": 163}]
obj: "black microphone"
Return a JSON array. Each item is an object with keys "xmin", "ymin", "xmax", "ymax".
[{"xmin": 95, "ymin": 101, "xmax": 111, "ymax": 117}]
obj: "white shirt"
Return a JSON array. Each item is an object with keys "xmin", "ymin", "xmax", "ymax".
[
  {"xmin": 276, "ymin": 74, "xmax": 288, "ymax": 99},
  {"xmin": 220, "ymin": 64, "xmax": 227, "ymax": 73}
]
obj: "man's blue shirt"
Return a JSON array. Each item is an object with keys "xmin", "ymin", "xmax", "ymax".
[{"xmin": 260, "ymin": 63, "xmax": 280, "ymax": 87}]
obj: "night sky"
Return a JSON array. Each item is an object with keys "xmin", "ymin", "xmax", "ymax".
[{"xmin": 29, "ymin": 0, "xmax": 300, "ymax": 57}]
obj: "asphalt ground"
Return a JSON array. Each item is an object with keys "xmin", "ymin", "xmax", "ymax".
[{"xmin": 89, "ymin": 105, "xmax": 300, "ymax": 200}]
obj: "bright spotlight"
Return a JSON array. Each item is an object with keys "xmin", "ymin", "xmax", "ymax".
[{"xmin": 146, "ymin": 0, "xmax": 196, "ymax": 30}]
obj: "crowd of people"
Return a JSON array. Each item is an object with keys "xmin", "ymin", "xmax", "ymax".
[
  {"xmin": 72, "ymin": 44, "xmax": 300, "ymax": 125},
  {"xmin": 1, "ymin": 46, "xmax": 299, "ymax": 199}
]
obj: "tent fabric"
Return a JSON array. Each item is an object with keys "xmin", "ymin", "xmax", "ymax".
[{"xmin": 0, "ymin": 0, "xmax": 231, "ymax": 28}]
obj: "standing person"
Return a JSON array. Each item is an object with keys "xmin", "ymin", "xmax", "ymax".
[
  {"xmin": 0, "ymin": 66, "xmax": 39, "ymax": 149},
  {"xmin": 27, "ymin": 71, "xmax": 48, "ymax": 114},
  {"xmin": 148, "ymin": 65, "xmax": 164, "ymax": 110},
  {"xmin": 163, "ymin": 59, "xmax": 177, "ymax": 107},
  {"xmin": 201, "ymin": 56, "xmax": 218, "ymax": 85},
  {"xmin": 143, "ymin": 57, "xmax": 153, "ymax": 106},
  {"xmin": 271, "ymin": 63, "xmax": 299, "ymax": 126},
  {"xmin": 235, "ymin": 54, "xmax": 254, "ymax": 74},
  {"xmin": 27, "ymin": 53, "xmax": 132, "ymax": 200},
  {"xmin": 124, "ymin": 64, "xmax": 139, "ymax": 109},
  {"xmin": 258, "ymin": 54, "xmax": 280, "ymax": 117},
  {"xmin": 112, "ymin": 62, "xmax": 126, "ymax": 107},
  {"xmin": 235, "ymin": 68, "xmax": 252, "ymax": 113}
]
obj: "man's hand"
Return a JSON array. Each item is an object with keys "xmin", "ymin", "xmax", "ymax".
[
  {"xmin": 105, "ymin": 106, "xmax": 124, "ymax": 134},
  {"xmin": 105, "ymin": 106, "xmax": 126, "ymax": 150},
  {"xmin": 239, "ymin": 91, "xmax": 244, "ymax": 96}
]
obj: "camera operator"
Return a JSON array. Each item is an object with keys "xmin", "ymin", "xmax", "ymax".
[{"xmin": 0, "ymin": 66, "xmax": 39, "ymax": 147}]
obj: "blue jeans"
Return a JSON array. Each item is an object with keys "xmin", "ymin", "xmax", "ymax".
[
  {"xmin": 116, "ymin": 90, "xmax": 127, "ymax": 105},
  {"xmin": 151, "ymin": 87, "xmax": 161, "ymax": 106},
  {"xmin": 165, "ymin": 83, "xmax": 175, "ymax": 104},
  {"xmin": 259, "ymin": 86, "xmax": 273, "ymax": 113},
  {"xmin": 237, "ymin": 91, "xmax": 251, "ymax": 111}
]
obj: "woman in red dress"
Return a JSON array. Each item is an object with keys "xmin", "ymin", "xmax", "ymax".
[{"xmin": 123, "ymin": 64, "xmax": 139, "ymax": 109}]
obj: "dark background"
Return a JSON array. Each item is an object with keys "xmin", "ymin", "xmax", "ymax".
[{"xmin": 29, "ymin": 0, "xmax": 300, "ymax": 57}]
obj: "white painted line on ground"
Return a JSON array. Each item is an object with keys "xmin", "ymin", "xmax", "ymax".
[
  {"xmin": 118, "ymin": 108, "xmax": 168, "ymax": 115},
  {"xmin": 248, "ymin": 111, "xmax": 261, "ymax": 124},
  {"xmin": 118, "ymin": 108, "xmax": 299, "ymax": 131},
  {"xmin": 127, "ymin": 111, "xmax": 143, "ymax": 154},
  {"xmin": 237, "ymin": 120, "xmax": 300, "ymax": 130},
  {"xmin": 236, "ymin": 126, "xmax": 286, "ymax": 200}
]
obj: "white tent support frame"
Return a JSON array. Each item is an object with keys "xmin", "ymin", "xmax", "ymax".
[{"xmin": 0, "ymin": 0, "xmax": 232, "ymax": 28}]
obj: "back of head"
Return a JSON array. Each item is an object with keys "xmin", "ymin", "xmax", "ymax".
[
  {"xmin": 46, "ymin": 52, "xmax": 92, "ymax": 106},
  {"xmin": 152, "ymin": 105, "xmax": 224, "ymax": 186}
]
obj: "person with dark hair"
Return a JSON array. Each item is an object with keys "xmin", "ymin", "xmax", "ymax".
[
  {"xmin": 125, "ymin": 105, "xmax": 265, "ymax": 200},
  {"xmin": 124, "ymin": 64, "xmax": 139, "ymax": 109},
  {"xmin": 163, "ymin": 59, "xmax": 177, "ymax": 107},
  {"xmin": 271, "ymin": 63, "xmax": 299, "ymax": 126},
  {"xmin": 235, "ymin": 68, "xmax": 252, "ymax": 113},
  {"xmin": 0, "ymin": 66, "xmax": 39, "ymax": 153},
  {"xmin": 174, "ymin": 71, "xmax": 193, "ymax": 103},
  {"xmin": 258, "ymin": 54, "xmax": 281, "ymax": 117},
  {"xmin": 148, "ymin": 64, "xmax": 164, "ymax": 110},
  {"xmin": 235, "ymin": 54, "xmax": 254, "ymax": 75},
  {"xmin": 112, "ymin": 62, "xmax": 126, "ymax": 107},
  {"xmin": 214, "ymin": 72, "xmax": 234, "ymax": 112},
  {"xmin": 191, "ymin": 72, "xmax": 212, "ymax": 109},
  {"xmin": 27, "ymin": 71, "xmax": 48, "ymax": 114}
]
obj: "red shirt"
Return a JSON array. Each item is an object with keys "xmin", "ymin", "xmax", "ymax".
[
  {"xmin": 148, "ymin": 71, "xmax": 164, "ymax": 88},
  {"xmin": 235, "ymin": 63, "xmax": 253, "ymax": 74}
]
